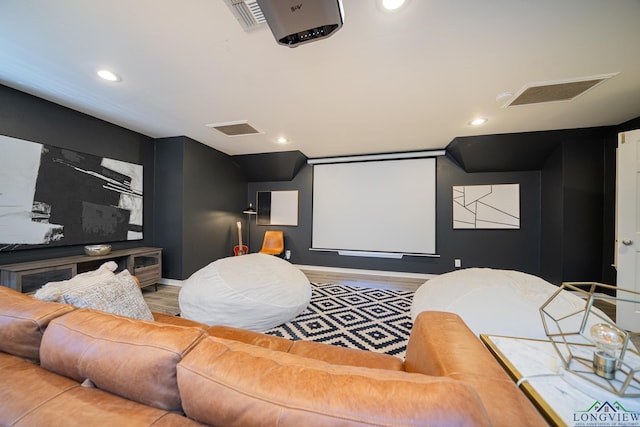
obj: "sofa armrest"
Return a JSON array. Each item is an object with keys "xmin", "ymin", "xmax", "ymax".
[
  {"xmin": 405, "ymin": 311, "xmax": 507, "ymax": 378},
  {"xmin": 405, "ymin": 311, "xmax": 548, "ymax": 427}
]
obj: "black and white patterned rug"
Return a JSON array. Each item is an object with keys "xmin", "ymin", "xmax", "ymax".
[{"xmin": 262, "ymin": 282, "xmax": 414, "ymax": 359}]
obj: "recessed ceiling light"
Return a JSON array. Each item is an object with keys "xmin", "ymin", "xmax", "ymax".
[
  {"xmin": 379, "ymin": 0, "xmax": 408, "ymax": 12},
  {"xmin": 276, "ymin": 137, "xmax": 288, "ymax": 144},
  {"xmin": 469, "ymin": 118, "xmax": 488, "ymax": 126},
  {"xmin": 97, "ymin": 69, "xmax": 121, "ymax": 82}
]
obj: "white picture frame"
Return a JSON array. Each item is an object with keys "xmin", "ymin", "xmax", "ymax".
[{"xmin": 256, "ymin": 190, "xmax": 298, "ymax": 226}]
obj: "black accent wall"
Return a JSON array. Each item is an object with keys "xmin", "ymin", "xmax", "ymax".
[
  {"xmin": 448, "ymin": 132, "xmax": 560, "ymax": 172},
  {"xmin": 436, "ymin": 156, "xmax": 542, "ymax": 275},
  {"xmin": 154, "ymin": 136, "xmax": 247, "ymax": 279},
  {"xmin": 1, "ymin": 84, "xmax": 637, "ymax": 286},
  {"xmin": 248, "ymin": 157, "xmax": 542, "ymax": 276},
  {"xmin": 0, "ymin": 85, "xmax": 155, "ymax": 265},
  {"xmin": 233, "ymin": 151, "xmax": 307, "ymax": 182},
  {"xmin": 247, "ymin": 126, "xmax": 625, "ymax": 285},
  {"xmin": 540, "ymin": 131, "xmax": 612, "ymax": 284}
]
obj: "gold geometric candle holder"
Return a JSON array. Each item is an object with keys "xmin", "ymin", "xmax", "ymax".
[{"xmin": 539, "ymin": 282, "xmax": 640, "ymax": 397}]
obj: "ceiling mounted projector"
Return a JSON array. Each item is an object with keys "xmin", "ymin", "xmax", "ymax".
[{"xmin": 256, "ymin": 0, "xmax": 344, "ymax": 47}]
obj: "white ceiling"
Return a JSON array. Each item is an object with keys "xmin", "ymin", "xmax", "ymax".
[{"xmin": 1, "ymin": 1, "xmax": 639, "ymax": 159}]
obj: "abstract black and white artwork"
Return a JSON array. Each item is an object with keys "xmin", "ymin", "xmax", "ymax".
[
  {"xmin": 0, "ymin": 135, "xmax": 143, "ymax": 251},
  {"xmin": 452, "ymin": 184, "xmax": 520, "ymax": 229},
  {"xmin": 256, "ymin": 190, "xmax": 298, "ymax": 226}
]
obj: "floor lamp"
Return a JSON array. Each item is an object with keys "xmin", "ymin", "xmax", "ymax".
[{"xmin": 242, "ymin": 203, "xmax": 257, "ymax": 252}]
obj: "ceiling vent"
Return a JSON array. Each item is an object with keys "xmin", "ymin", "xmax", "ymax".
[
  {"xmin": 224, "ymin": 0, "xmax": 266, "ymax": 31},
  {"xmin": 206, "ymin": 120, "xmax": 263, "ymax": 137},
  {"xmin": 503, "ymin": 73, "xmax": 618, "ymax": 107}
]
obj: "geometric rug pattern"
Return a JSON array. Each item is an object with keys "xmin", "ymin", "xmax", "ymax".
[{"xmin": 262, "ymin": 282, "xmax": 414, "ymax": 360}]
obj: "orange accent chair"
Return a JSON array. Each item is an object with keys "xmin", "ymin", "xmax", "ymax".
[{"xmin": 259, "ymin": 230, "xmax": 284, "ymax": 256}]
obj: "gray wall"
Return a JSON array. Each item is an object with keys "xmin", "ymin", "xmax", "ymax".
[
  {"xmin": 247, "ymin": 127, "xmax": 624, "ymax": 285},
  {"xmin": 248, "ymin": 156, "xmax": 542, "ymax": 276},
  {"xmin": 154, "ymin": 138, "xmax": 185, "ymax": 278},
  {"xmin": 436, "ymin": 156, "xmax": 541, "ymax": 275},
  {"xmin": 0, "ymin": 85, "xmax": 155, "ymax": 265},
  {"xmin": 0, "ymin": 86, "xmax": 248, "ymax": 280},
  {"xmin": 2, "ymin": 83, "xmax": 635, "ymax": 286},
  {"xmin": 154, "ymin": 136, "xmax": 247, "ymax": 279},
  {"xmin": 540, "ymin": 131, "xmax": 614, "ymax": 285}
]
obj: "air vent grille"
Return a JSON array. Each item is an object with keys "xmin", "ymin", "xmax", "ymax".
[
  {"xmin": 206, "ymin": 121, "xmax": 262, "ymax": 137},
  {"xmin": 504, "ymin": 73, "xmax": 618, "ymax": 107},
  {"xmin": 224, "ymin": 0, "xmax": 266, "ymax": 31}
]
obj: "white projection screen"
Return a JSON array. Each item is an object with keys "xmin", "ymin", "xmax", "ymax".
[{"xmin": 312, "ymin": 158, "xmax": 436, "ymax": 256}]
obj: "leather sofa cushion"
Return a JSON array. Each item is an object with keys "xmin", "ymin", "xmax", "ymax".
[
  {"xmin": 13, "ymin": 386, "xmax": 201, "ymax": 427},
  {"xmin": 177, "ymin": 336, "xmax": 492, "ymax": 427},
  {"xmin": 289, "ymin": 339, "xmax": 404, "ymax": 370},
  {"xmin": 208, "ymin": 324, "xmax": 405, "ymax": 370},
  {"xmin": 0, "ymin": 286, "xmax": 75, "ymax": 361},
  {"xmin": 1, "ymin": 351, "xmax": 200, "ymax": 427},
  {"xmin": 40, "ymin": 309, "xmax": 206, "ymax": 412},
  {"xmin": 154, "ymin": 312, "xmax": 208, "ymax": 329},
  {"xmin": 208, "ymin": 324, "xmax": 294, "ymax": 352},
  {"xmin": 0, "ymin": 352, "xmax": 79, "ymax": 426}
]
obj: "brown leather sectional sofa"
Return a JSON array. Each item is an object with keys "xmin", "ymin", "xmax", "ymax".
[{"xmin": 0, "ymin": 285, "xmax": 547, "ymax": 426}]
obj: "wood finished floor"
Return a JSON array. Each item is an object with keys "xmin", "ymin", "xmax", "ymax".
[
  {"xmin": 142, "ymin": 270, "xmax": 640, "ymax": 348},
  {"xmin": 141, "ymin": 270, "xmax": 421, "ymax": 316},
  {"xmin": 142, "ymin": 284, "xmax": 180, "ymax": 315},
  {"xmin": 298, "ymin": 268, "xmax": 426, "ymax": 292}
]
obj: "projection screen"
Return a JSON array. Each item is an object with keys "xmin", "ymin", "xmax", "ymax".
[{"xmin": 311, "ymin": 157, "xmax": 436, "ymax": 257}]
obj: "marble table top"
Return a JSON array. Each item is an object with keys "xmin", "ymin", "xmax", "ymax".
[{"xmin": 481, "ymin": 335, "xmax": 640, "ymax": 427}]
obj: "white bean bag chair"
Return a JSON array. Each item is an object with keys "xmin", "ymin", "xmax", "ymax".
[
  {"xmin": 179, "ymin": 253, "xmax": 311, "ymax": 331},
  {"xmin": 411, "ymin": 268, "xmax": 601, "ymax": 340}
]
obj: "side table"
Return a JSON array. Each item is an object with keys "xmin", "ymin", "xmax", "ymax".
[{"xmin": 481, "ymin": 334, "xmax": 640, "ymax": 427}]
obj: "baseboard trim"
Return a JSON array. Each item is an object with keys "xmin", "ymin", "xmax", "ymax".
[
  {"xmin": 294, "ymin": 264, "xmax": 436, "ymax": 281},
  {"xmin": 157, "ymin": 266, "xmax": 435, "ymax": 290},
  {"xmin": 158, "ymin": 278, "xmax": 183, "ymax": 287}
]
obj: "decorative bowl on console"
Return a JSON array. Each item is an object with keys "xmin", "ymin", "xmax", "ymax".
[{"xmin": 84, "ymin": 245, "xmax": 112, "ymax": 256}]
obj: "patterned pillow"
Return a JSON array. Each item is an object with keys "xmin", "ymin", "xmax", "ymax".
[
  {"xmin": 35, "ymin": 261, "xmax": 118, "ymax": 302},
  {"xmin": 62, "ymin": 269, "xmax": 154, "ymax": 321}
]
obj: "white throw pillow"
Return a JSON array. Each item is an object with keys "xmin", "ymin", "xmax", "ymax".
[
  {"xmin": 62, "ymin": 269, "xmax": 154, "ymax": 321},
  {"xmin": 35, "ymin": 261, "xmax": 118, "ymax": 302}
]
